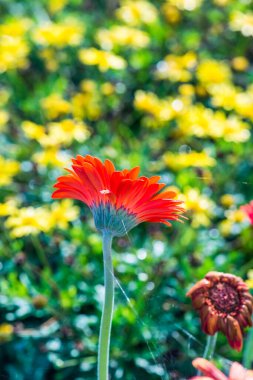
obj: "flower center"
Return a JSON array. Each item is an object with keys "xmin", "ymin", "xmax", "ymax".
[{"xmin": 208, "ymin": 282, "xmax": 240, "ymax": 314}]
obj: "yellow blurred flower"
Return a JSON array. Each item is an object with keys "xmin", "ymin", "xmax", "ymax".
[
  {"xmin": 49, "ymin": 200, "xmax": 79, "ymax": 229},
  {"xmin": 0, "ymin": 199, "xmax": 19, "ymax": 217},
  {"xmin": 116, "ymin": 0, "xmax": 158, "ymax": 25},
  {"xmin": 101, "ymin": 82, "xmax": 115, "ymax": 96},
  {"xmin": 47, "ymin": 0, "xmax": 68, "ymax": 14},
  {"xmin": 234, "ymin": 91, "xmax": 253, "ymax": 120},
  {"xmin": 209, "ymin": 82, "xmax": 253, "ymax": 119},
  {"xmin": 197, "ymin": 59, "xmax": 231, "ymax": 87},
  {"xmin": 178, "ymin": 84, "xmax": 195, "ymax": 97},
  {"xmin": 0, "ymin": 36, "xmax": 30, "ymax": 73},
  {"xmin": 0, "ymin": 17, "xmax": 31, "ymax": 72},
  {"xmin": 33, "ymin": 148, "xmax": 69, "ymax": 167},
  {"xmin": 0, "ymin": 156, "xmax": 20, "ymax": 186},
  {"xmin": 5, "ymin": 201, "xmax": 79, "ymax": 237},
  {"xmin": 71, "ymin": 92, "xmax": 101, "ymax": 120},
  {"xmin": 0, "ymin": 18, "xmax": 32, "ymax": 37},
  {"xmin": 22, "ymin": 119, "xmax": 90, "ymax": 146},
  {"xmin": 195, "ymin": 84, "xmax": 208, "ymax": 97},
  {"xmin": 246, "ymin": 270, "xmax": 253, "ymax": 289},
  {"xmin": 22, "ymin": 121, "xmax": 46, "ymax": 140},
  {"xmin": 0, "ymin": 323, "xmax": 14, "ymax": 342},
  {"xmin": 43, "ymin": 119, "xmax": 90, "ymax": 146},
  {"xmin": 223, "ymin": 116, "xmax": 250, "ymax": 142},
  {"xmin": 5, "ymin": 207, "xmax": 51, "ymax": 237},
  {"xmin": 33, "ymin": 19, "xmax": 84, "ymax": 48},
  {"xmin": 162, "ymin": 4, "xmax": 181, "ymax": 24},
  {"xmin": 79, "ymin": 48, "xmax": 126, "ymax": 71},
  {"xmin": 134, "ymin": 90, "xmax": 175, "ymax": 123},
  {"xmin": 38, "ymin": 48, "xmax": 59, "ymax": 71},
  {"xmin": 209, "ymin": 83, "xmax": 238, "ymax": 110},
  {"xmin": 0, "ymin": 110, "xmax": 9, "ymax": 129},
  {"xmin": 163, "ymin": 151, "xmax": 215, "ymax": 170},
  {"xmin": 96, "ymin": 25, "xmax": 150, "ymax": 49},
  {"xmin": 80, "ymin": 79, "xmax": 96, "ymax": 93},
  {"xmin": 226, "ymin": 209, "xmax": 245, "ymax": 223},
  {"xmin": 220, "ymin": 194, "xmax": 235, "ymax": 208},
  {"xmin": 41, "ymin": 93, "xmax": 71, "ymax": 119},
  {"xmin": 232, "ymin": 56, "xmax": 249, "ymax": 71},
  {"xmin": 213, "ymin": 0, "xmax": 230, "ymax": 5},
  {"xmin": 246, "ymin": 84, "xmax": 253, "ymax": 95},
  {"xmin": 179, "ymin": 188, "xmax": 214, "ymax": 227},
  {"xmin": 166, "ymin": 0, "xmax": 202, "ymax": 11},
  {"xmin": 71, "ymin": 80, "xmax": 107, "ymax": 120},
  {"xmin": 155, "ymin": 52, "xmax": 197, "ymax": 82},
  {"xmin": 246, "ymin": 279, "xmax": 253, "ymax": 289},
  {"xmin": 219, "ymin": 209, "xmax": 245, "ymax": 236},
  {"xmin": 0, "ymin": 88, "xmax": 10, "ymax": 106},
  {"xmin": 230, "ymin": 11, "xmax": 253, "ymax": 37},
  {"xmin": 177, "ymin": 104, "xmax": 250, "ymax": 142}
]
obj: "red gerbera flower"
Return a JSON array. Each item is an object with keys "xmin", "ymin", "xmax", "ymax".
[
  {"xmin": 241, "ymin": 201, "xmax": 253, "ymax": 225},
  {"xmin": 52, "ymin": 155, "xmax": 185, "ymax": 236}
]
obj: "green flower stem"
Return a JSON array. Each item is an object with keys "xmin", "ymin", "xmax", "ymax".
[
  {"xmin": 98, "ymin": 231, "xmax": 114, "ymax": 380},
  {"xmin": 197, "ymin": 334, "xmax": 218, "ymax": 376},
  {"xmin": 203, "ymin": 334, "xmax": 218, "ymax": 360}
]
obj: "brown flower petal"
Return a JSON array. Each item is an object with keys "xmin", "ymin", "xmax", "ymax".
[
  {"xmin": 192, "ymin": 294, "xmax": 206, "ymax": 310},
  {"xmin": 244, "ymin": 299, "xmax": 253, "ymax": 315},
  {"xmin": 226, "ymin": 316, "xmax": 243, "ymax": 352},
  {"xmin": 205, "ymin": 313, "xmax": 218, "ymax": 335},
  {"xmin": 187, "ymin": 279, "xmax": 210, "ymax": 297}
]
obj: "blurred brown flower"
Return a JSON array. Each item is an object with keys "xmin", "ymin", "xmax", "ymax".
[
  {"xmin": 32, "ymin": 295, "xmax": 48, "ymax": 309},
  {"xmin": 187, "ymin": 271, "xmax": 253, "ymax": 351},
  {"xmin": 189, "ymin": 357, "xmax": 253, "ymax": 380}
]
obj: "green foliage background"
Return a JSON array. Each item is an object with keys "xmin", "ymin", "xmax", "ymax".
[{"xmin": 0, "ymin": 0, "xmax": 253, "ymax": 379}]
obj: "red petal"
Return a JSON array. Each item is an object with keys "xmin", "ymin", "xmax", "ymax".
[{"xmin": 192, "ymin": 358, "xmax": 227, "ymax": 380}]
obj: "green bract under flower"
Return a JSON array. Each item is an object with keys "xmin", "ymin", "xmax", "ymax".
[{"xmin": 92, "ymin": 203, "xmax": 138, "ymax": 237}]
